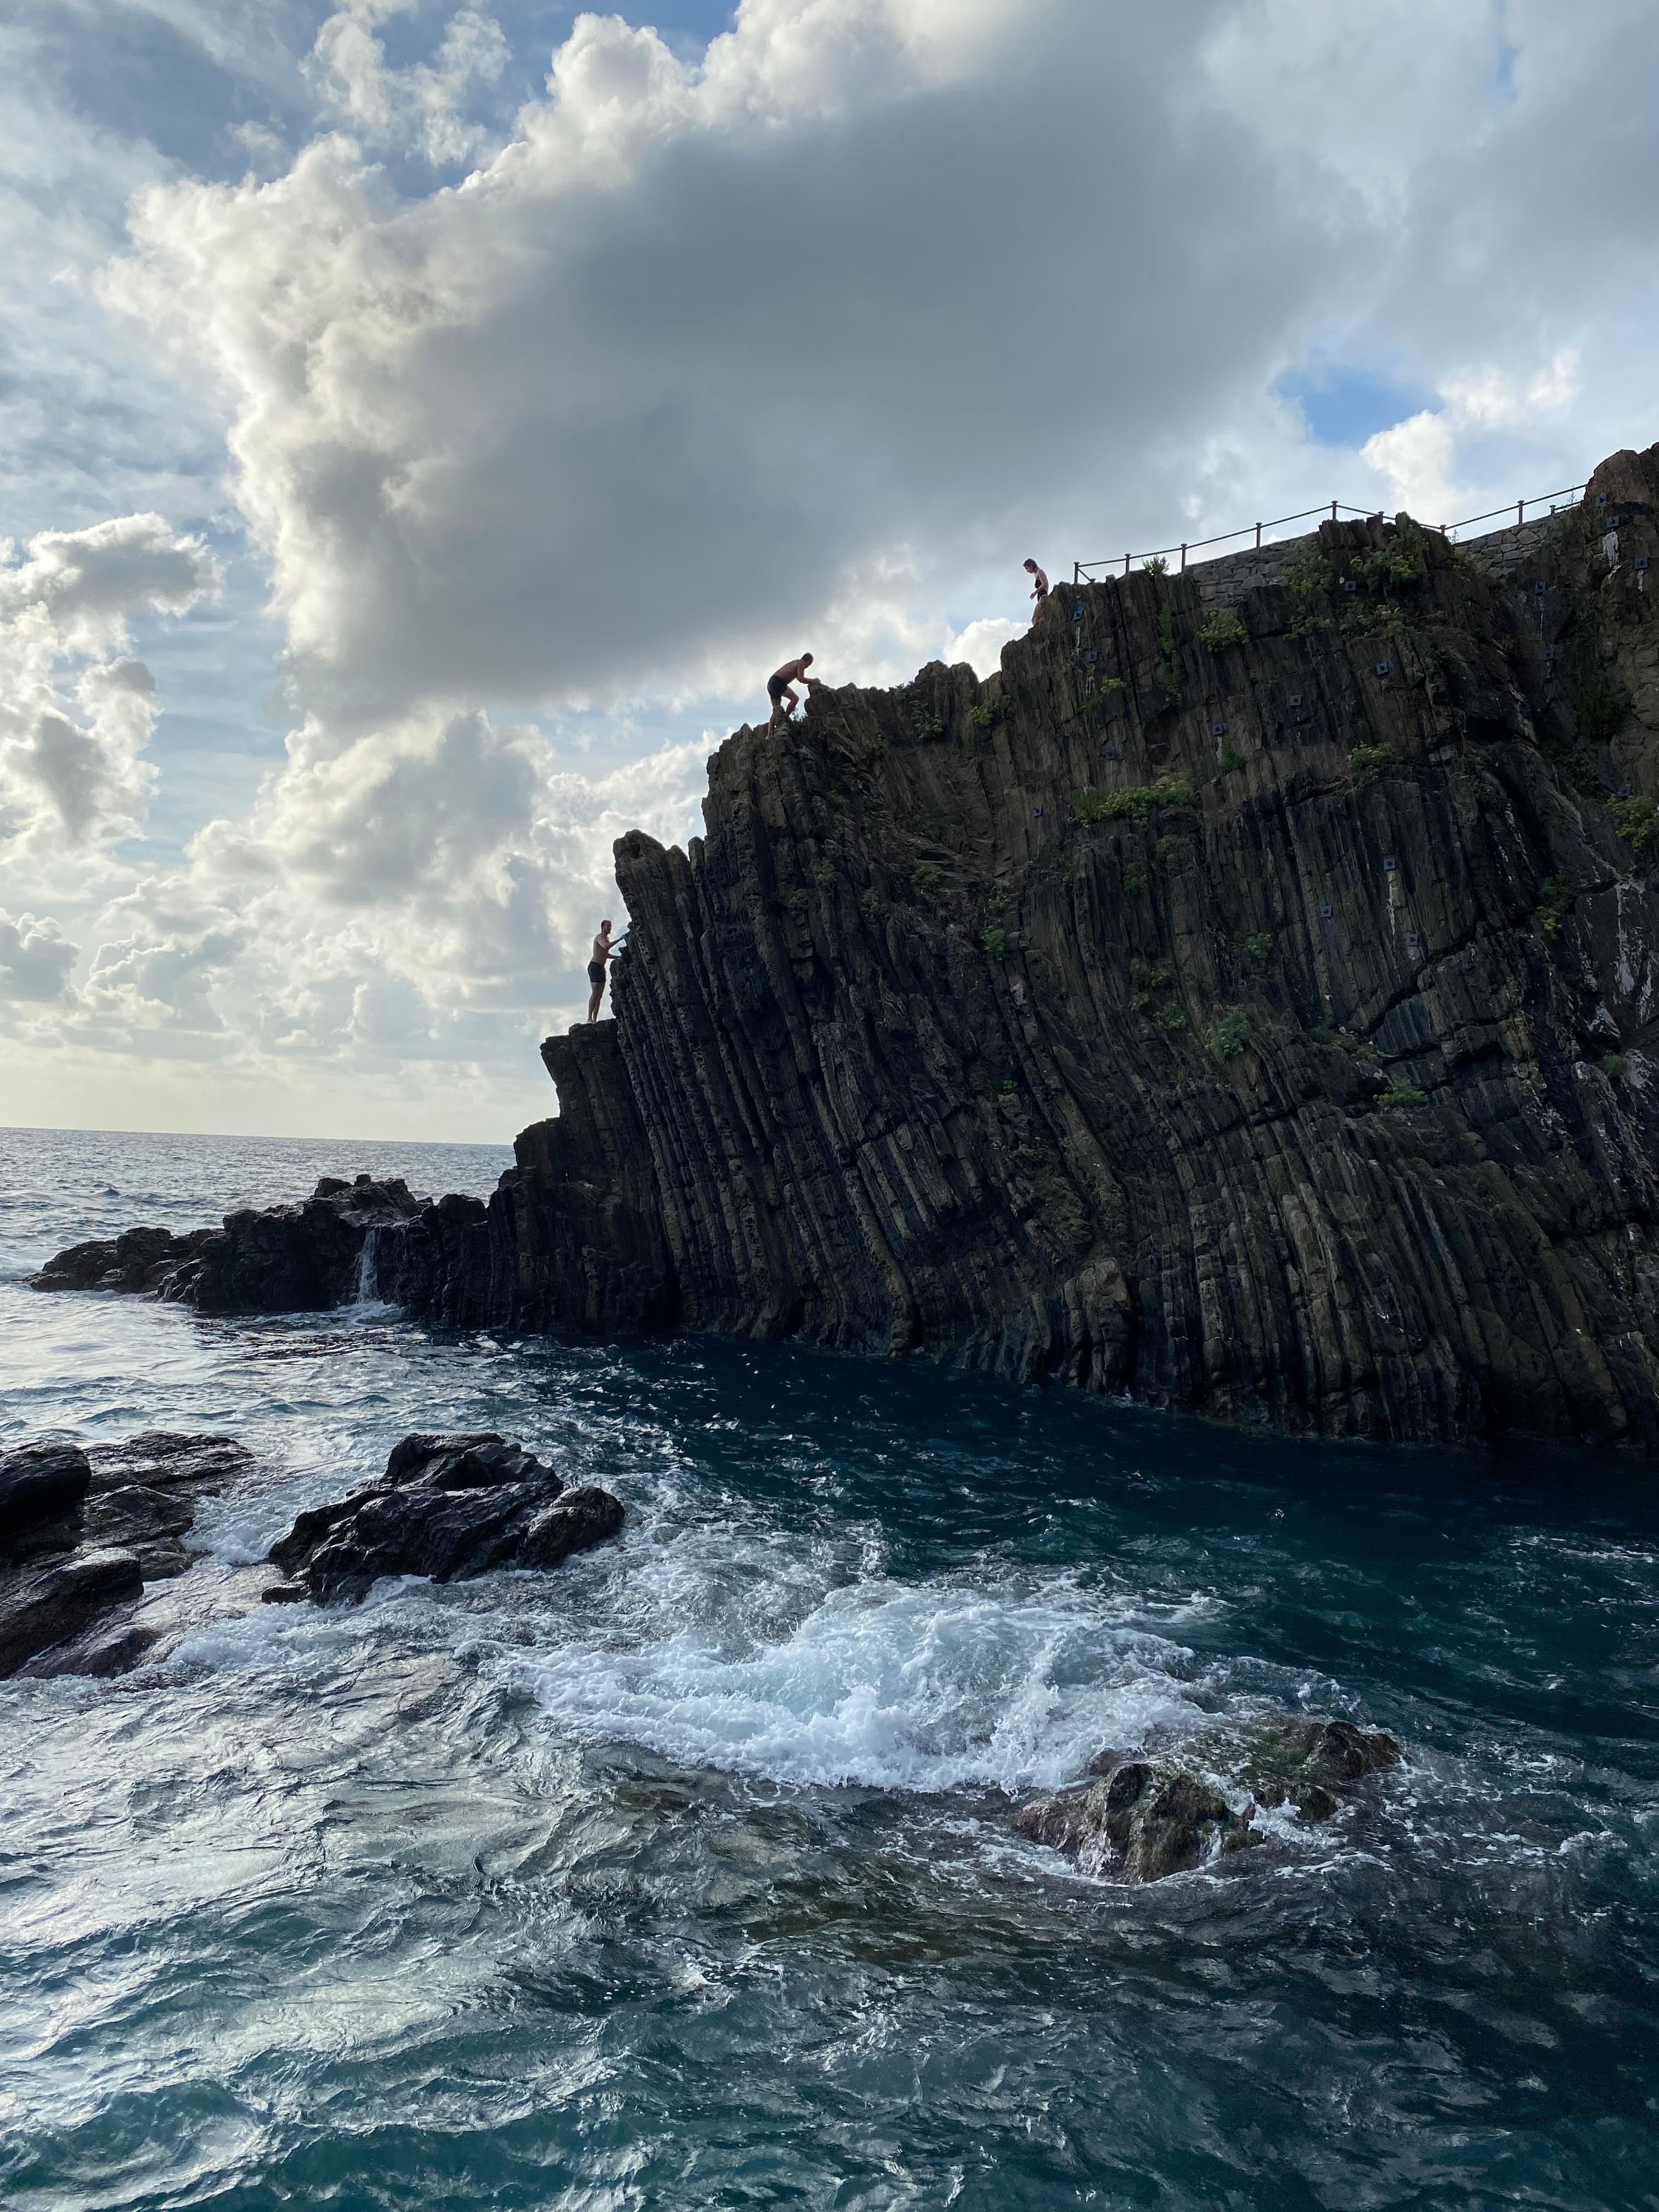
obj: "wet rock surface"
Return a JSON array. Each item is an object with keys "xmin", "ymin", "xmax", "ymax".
[
  {"xmin": 34, "ymin": 447, "xmax": 1659, "ymax": 1446},
  {"xmin": 264, "ymin": 1431, "xmax": 625, "ymax": 1605},
  {"xmin": 0, "ymin": 1431, "xmax": 250, "ymax": 1675},
  {"xmin": 1014, "ymin": 1714, "xmax": 1403, "ymax": 1883},
  {"xmin": 32, "ymin": 1174, "xmax": 423, "ymax": 1313}
]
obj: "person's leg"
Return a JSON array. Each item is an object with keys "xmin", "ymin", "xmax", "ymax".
[{"xmin": 587, "ymin": 964, "xmax": 603, "ymax": 1021}]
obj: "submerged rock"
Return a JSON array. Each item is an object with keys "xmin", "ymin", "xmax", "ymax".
[
  {"xmin": 264, "ymin": 1431, "xmax": 625, "ymax": 1604},
  {"xmin": 1015, "ymin": 1714, "xmax": 1402, "ymax": 1883},
  {"xmin": 0, "ymin": 1430, "xmax": 251, "ymax": 1676}
]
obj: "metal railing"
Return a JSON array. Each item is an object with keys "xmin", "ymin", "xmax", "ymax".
[{"xmin": 1072, "ymin": 481, "xmax": 1589, "ymax": 585}]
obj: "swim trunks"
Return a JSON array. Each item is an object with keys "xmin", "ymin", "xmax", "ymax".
[
  {"xmin": 768, "ymin": 675, "xmax": 787, "ymax": 702},
  {"xmin": 587, "ymin": 959, "xmax": 605, "ymax": 985}
]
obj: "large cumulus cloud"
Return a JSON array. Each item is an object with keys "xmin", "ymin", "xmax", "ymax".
[{"xmin": 4, "ymin": 0, "xmax": 1657, "ymax": 1138}]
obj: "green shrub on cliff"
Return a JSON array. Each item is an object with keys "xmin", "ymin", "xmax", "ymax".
[
  {"xmin": 1143, "ymin": 555, "xmax": 1169, "ymax": 577},
  {"xmin": 1607, "ymin": 794, "xmax": 1658, "ymax": 852},
  {"xmin": 1075, "ymin": 774, "xmax": 1198, "ymax": 826},
  {"xmin": 1378, "ymin": 1084, "xmax": 1427, "ymax": 1108},
  {"xmin": 1198, "ymin": 610, "xmax": 1248, "ymax": 652},
  {"xmin": 1207, "ymin": 1011, "xmax": 1251, "ymax": 1058},
  {"xmin": 812, "ymin": 860, "xmax": 837, "ymax": 887},
  {"xmin": 1284, "ymin": 548, "xmax": 1334, "ymax": 598},
  {"xmin": 912, "ymin": 861, "xmax": 945, "ymax": 895},
  {"xmin": 860, "ymin": 888, "xmax": 886, "ymax": 922},
  {"xmin": 1537, "ymin": 872, "xmax": 1574, "ymax": 939},
  {"xmin": 1244, "ymin": 931, "xmax": 1274, "ymax": 959},
  {"xmin": 1603, "ymin": 1053, "xmax": 1630, "ymax": 1081},
  {"xmin": 1217, "ymin": 743, "xmax": 1246, "ymax": 775},
  {"xmin": 1349, "ymin": 743, "xmax": 1396, "ymax": 774},
  {"xmin": 981, "ymin": 927, "xmax": 1009, "ymax": 960}
]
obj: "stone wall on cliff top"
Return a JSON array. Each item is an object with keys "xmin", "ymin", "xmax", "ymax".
[{"xmin": 495, "ymin": 443, "xmax": 1659, "ymax": 1446}]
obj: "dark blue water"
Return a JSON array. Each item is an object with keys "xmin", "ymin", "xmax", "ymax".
[{"xmin": 2, "ymin": 1126, "xmax": 1657, "ymax": 2209}]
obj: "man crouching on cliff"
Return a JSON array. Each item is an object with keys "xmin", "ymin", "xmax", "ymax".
[{"xmin": 768, "ymin": 652, "xmax": 816, "ymax": 728}]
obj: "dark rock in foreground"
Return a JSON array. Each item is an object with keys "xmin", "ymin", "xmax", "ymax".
[
  {"xmin": 0, "ymin": 1442, "xmax": 93, "ymax": 1550},
  {"xmin": 264, "ymin": 1431, "xmax": 625, "ymax": 1604},
  {"xmin": 0, "ymin": 1431, "xmax": 251, "ymax": 1676},
  {"xmin": 1015, "ymin": 1714, "xmax": 1402, "ymax": 1883}
]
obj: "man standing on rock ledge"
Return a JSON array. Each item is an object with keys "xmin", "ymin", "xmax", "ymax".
[
  {"xmin": 586, "ymin": 919, "xmax": 626, "ymax": 1022},
  {"xmin": 767, "ymin": 652, "xmax": 815, "ymax": 727}
]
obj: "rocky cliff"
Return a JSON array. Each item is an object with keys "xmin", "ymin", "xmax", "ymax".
[{"xmin": 40, "ymin": 444, "xmax": 1659, "ymax": 1448}]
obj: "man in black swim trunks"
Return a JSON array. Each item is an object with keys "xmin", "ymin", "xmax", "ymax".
[
  {"xmin": 586, "ymin": 919, "xmax": 626, "ymax": 1022},
  {"xmin": 767, "ymin": 652, "xmax": 814, "ymax": 728}
]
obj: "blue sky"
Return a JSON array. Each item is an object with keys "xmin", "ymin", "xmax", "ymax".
[{"xmin": 1, "ymin": 0, "xmax": 1655, "ymax": 1138}]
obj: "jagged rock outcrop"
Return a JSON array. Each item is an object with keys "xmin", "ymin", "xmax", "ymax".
[
  {"xmin": 1014, "ymin": 1714, "xmax": 1402, "ymax": 1882},
  {"xmin": 36, "ymin": 445, "xmax": 1659, "ymax": 1446},
  {"xmin": 0, "ymin": 1431, "xmax": 251, "ymax": 1675},
  {"xmin": 263, "ymin": 1431, "xmax": 625, "ymax": 1604}
]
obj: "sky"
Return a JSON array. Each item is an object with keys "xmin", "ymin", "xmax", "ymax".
[{"xmin": 1, "ymin": 0, "xmax": 1655, "ymax": 1143}]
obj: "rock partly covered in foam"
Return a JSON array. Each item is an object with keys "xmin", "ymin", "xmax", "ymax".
[
  {"xmin": 1014, "ymin": 1714, "xmax": 1402, "ymax": 1883},
  {"xmin": 0, "ymin": 1431, "xmax": 252, "ymax": 1676},
  {"xmin": 264, "ymin": 1431, "xmax": 625, "ymax": 1605}
]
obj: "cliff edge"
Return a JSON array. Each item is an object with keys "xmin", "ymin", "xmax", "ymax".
[{"xmin": 484, "ymin": 443, "xmax": 1659, "ymax": 1445}]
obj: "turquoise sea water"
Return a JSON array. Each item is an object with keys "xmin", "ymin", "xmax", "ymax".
[{"xmin": 2, "ymin": 1125, "xmax": 1657, "ymax": 2210}]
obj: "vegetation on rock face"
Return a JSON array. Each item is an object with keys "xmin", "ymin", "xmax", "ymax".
[
  {"xmin": 1075, "ymin": 775, "xmax": 1199, "ymax": 825},
  {"xmin": 1603, "ymin": 1053, "xmax": 1630, "ymax": 1081},
  {"xmin": 1217, "ymin": 743, "xmax": 1246, "ymax": 775},
  {"xmin": 1378, "ymin": 1084, "xmax": 1427, "ymax": 1108},
  {"xmin": 1350, "ymin": 743, "xmax": 1396, "ymax": 774},
  {"xmin": 1310, "ymin": 1023, "xmax": 1379, "ymax": 1061},
  {"xmin": 911, "ymin": 861, "xmax": 945, "ymax": 896},
  {"xmin": 1244, "ymin": 932, "xmax": 1274, "ymax": 959},
  {"xmin": 1142, "ymin": 554, "xmax": 1169, "ymax": 577},
  {"xmin": 1198, "ymin": 610, "xmax": 1248, "ymax": 651},
  {"xmin": 1208, "ymin": 1011, "xmax": 1251, "ymax": 1059},
  {"xmin": 1607, "ymin": 794, "xmax": 1658, "ymax": 852},
  {"xmin": 1537, "ymin": 871, "xmax": 1575, "ymax": 939},
  {"xmin": 981, "ymin": 927, "xmax": 1009, "ymax": 960}
]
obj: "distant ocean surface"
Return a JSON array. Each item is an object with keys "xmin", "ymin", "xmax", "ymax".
[{"xmin": 3, "ymin": 1124, "xmax": 1658, "ymax": 2211}]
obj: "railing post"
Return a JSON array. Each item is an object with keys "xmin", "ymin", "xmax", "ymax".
[
  {"xmin": 1255, "ymin": 522, "xmax": 1261, "ymax": 549},
  {"xmin": 1073, "ymin": 561, "xmax": 1080, "ymax": 586},
  {"xmin": 1517, "ymin": 500, "xmax": 1524, "ymax": 527},
  {"xmin": 1180, "ymin": 543, "xmax": 1187, "ymax": 572},
  {"xmin": 1124, "ymin": 553, "xmax": 1130, "ymax": 577},
  {"xmin": 1330, "ymin": 500, "xmax": 1338, "ymax": 522}
]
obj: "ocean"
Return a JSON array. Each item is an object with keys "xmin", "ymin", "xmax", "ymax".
[{"xmin": 2, "ymin": 1124, "xmax": 1657, "ymax": 2210}]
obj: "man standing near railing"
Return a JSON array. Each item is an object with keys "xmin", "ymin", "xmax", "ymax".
[{"xmin": 1024, "ymin": 558, "xmax": 1049, "ymax": 619}]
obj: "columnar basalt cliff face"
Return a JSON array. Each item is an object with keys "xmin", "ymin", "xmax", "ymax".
[
  {"xmin": 566, "ymin": 445, "xmax": 1659, "ymax": 1444},
  {"xmin": 36, "ymin": 445, "xmax": 1659, "ymax": 1448}
]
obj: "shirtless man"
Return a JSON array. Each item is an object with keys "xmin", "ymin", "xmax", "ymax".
[
  {"xmin": 767, "ymin": 652, "xmax": 815, "ymax": 727},
  {"xmin": 586, "ymin": 919, "xmax": 627, "ymax": 1023},
  {"xmin": 1023, "ymin": 558, "xmax": 1049, "ymax": 618}
]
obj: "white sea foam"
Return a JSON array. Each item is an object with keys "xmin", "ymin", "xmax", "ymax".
[{"xmin": 505, "ymin": 1570, "xmax": 1211, "ymax": 1795}]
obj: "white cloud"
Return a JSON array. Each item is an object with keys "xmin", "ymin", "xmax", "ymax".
[
  {"xmin": 0, "ymin": 910, "xmax": 78, "ymax": 1001},
  {"xmin": 1363, "ymin": 348, "xmax": 1583, "ymax": 520},
  {"xmin": 308, "ymin": 0, "xmax": 510, "ymax": 166},
  {"xmin": 0, "ymin": 514, "xmax": 217, "ymax": 859}
]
